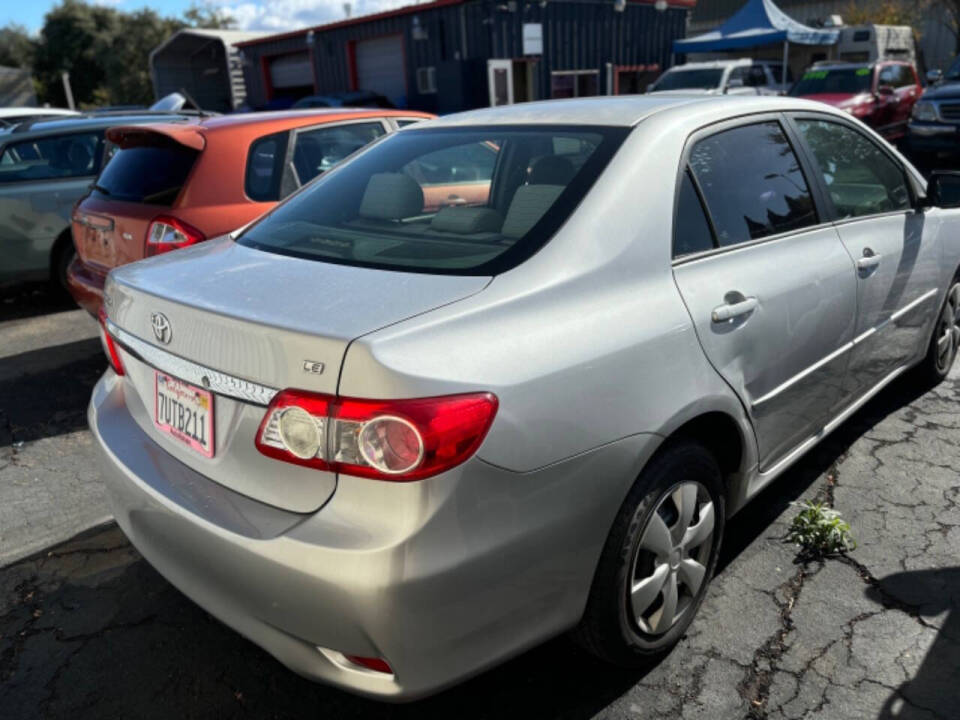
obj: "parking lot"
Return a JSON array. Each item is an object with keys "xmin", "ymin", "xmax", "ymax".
[{"xmin": 0, "ymin": 282, "xmax": 957, "ymax": 720}]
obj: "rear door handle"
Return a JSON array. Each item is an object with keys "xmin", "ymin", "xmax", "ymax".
[
  {"xmin": 712, "ymin": 296, "xmax": 759, "ymax": 322},
  {"xmin": 857, "ymin": 248, "xmax": 881, "ymax": 272}
]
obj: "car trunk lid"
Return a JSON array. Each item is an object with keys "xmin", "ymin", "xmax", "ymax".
[{"xmin": 104, "ymin": 238, "xmax": 490, "ymax": 512}]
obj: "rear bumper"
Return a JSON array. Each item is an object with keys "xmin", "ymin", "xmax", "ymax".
[
  {"xmin": 89, "ymin": 371, "xmax": 656, "ymax": 700},
  {"xmin": 66, "ymin": 257, "xmax": 106, "ymax": 317}
]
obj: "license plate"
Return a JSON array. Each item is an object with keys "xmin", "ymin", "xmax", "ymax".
[{"xmin": 154, "ymin": 371, "xmax": 214, "ymax": 458}]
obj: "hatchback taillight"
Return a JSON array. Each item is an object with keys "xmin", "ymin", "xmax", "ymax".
[
  {"xmin": 255, "ymin": 391, "xmax": 498, "ymax": 481},
  {"xmin": 145, "ymin": 215, "xmax": 205, "ymax": 257},
  {"xmin": 97, "ymin": 307, "xmax": 125, "ymax": 376}
]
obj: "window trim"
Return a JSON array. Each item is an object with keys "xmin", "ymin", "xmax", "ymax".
[
  {"xmin": 0, "ymin": 130, "xmax": 106, "ymax": 186},
  {"xmin": 784, "ymin": 111, "xmax": 921, "ymax": 225},
  {"xmin": 671, "ymin": 112, "xmax": 828, "ymax": 264}
]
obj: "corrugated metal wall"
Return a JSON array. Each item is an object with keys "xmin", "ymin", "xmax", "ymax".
[{"xmin": 239, "ymin": 0, "xmax": 689, "ymax": 112}]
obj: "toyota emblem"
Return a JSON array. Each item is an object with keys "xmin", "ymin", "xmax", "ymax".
[{"xmin": 151, "ymin": 312, "xmax": 172, "ymax": 345}]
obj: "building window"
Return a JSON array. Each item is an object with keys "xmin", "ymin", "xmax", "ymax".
[
  {"xmin": 417, "ymin": 67, "xmax": 437, "ymax": 94},
  {"xmin": 551, "ymin": 70, "xmax": 599, "ymax": 99}
]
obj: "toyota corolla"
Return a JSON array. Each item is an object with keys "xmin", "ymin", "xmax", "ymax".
[{"xmin": 90, "ymin": 95, "xmax": 960, "ymax": 700}]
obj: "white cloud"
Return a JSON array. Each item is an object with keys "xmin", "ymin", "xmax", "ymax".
[{"xmin": 217, "ymin": 0, "xmax": 414, "ymax": 32}]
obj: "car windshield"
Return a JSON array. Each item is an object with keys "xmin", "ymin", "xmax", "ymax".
[
  {"xmin": 789, "ymin": 67, "xmax": 873, "ymax": 96},
  {"xmin": 651, "ymin": 69, "xmax": 724, "ymax": 91},
  {"xmin": 236, "ymin": 125, "xmax": 628, "ymax": 275},
  {"xmin": 945, "ymin": 56, "xmax": 960, "ymax": 81}
]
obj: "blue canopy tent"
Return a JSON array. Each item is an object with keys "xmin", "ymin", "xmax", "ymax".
[{"xmin": 672, "ymin": 0, "xmax": 840, "ymax": 85}]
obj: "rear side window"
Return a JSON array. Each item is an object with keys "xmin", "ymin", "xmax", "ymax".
[
  {"xmin": 0, "ymin": 132, "xmax": 104, "ymax": 183},
  {"xmin": 245, "ymin": 131, "xmax": 289, "ymax": 202},
  {"xmin": 794, "ymin": 119, "xmax": 911, "ymax": 219},
  {"xmin": 290, "ymin": 121, "xmax": 386, "ymax": 187},
  {"xmin": 674, "ymin": 170, "xmax": 715, "ymax": 257},
  {"xmin": 93, "ymin": 142, "xmax": 198, "ymax": 205},
  {"xmin": 688, "ymin": 122, "xmax": 817, "ymax": 247}
]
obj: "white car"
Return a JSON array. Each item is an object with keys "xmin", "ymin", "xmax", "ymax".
[
  {"xmin": 649, "ymin": 59, "xmax": 791, "ymax": 96},
  {"xmin": 0, "ymin": 107, "xmax": 80, "ymax": 127}
]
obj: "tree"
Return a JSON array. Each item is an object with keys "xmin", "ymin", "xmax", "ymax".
[
  {"xmin": 183, "ymin": 3, "xmax": 236, "ymax": 30},
  {"xmin": 99, "ymin": 9, "xmax": 185, "ymax": 107},
  {"xmin": 0, "ymin": 25, "xmax": 35, "ymax": 70},
  {"xmin": 1, "ymin": 0, "xmax": 237, "ymax": 108}
]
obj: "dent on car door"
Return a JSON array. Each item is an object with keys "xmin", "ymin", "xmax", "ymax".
[
  {"xmin": 672, "ymin": 118, "xmax": 858, "ymax": 471},
  {"xmin": 792, "ymin": 117, "xmax": 941, "ymax": 397}
]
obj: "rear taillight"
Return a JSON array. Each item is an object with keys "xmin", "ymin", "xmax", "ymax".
[
  {"xmin": 97, "ymin": 307, "xmax": 125, "ymax": 376},
  {"xmin": 255, "ymin": 391, "xmax": 498, "ymax": 481},
  {"xmin": 145, "ymin": 215, "xmax": 205, "ymax": 257}
]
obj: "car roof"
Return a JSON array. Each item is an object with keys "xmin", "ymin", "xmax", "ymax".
[
  {"xmin": 1, "ymin": 112, "xmax": 200, "ymax": 138},
  {"xmin": 195, "ymin": 108, "xmax": 424, "ymax": 132},
  {"xmin": 665, "ymin": 59, "xmax": 755, "ymax": 71},
  {"xmin": 417, "ymin": 95, "xmax": 842, "ymax": 129}
]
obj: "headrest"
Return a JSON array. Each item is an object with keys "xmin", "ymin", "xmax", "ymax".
[
  {"xmin": 501, "ymin": 185, "xmax": 564, "ymax": 239},
  {"xmin": 430, "ymin": 206, "xmax": 503, "ymax": 234},
  {"xmin": 359, "ymin": 173, "xmax": 424, "ymax": 221},
  {"xmin": 67, "ymin": 141, "xmax": 93, "ymax": 174},
  {"xmin": 528, "ymin": 155, "xmax": 576, "ymax": 186}
]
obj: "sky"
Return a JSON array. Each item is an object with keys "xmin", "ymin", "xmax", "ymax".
[{"xmin": 2, "ymin": 0, "xmax": 412, "ymax": 34}]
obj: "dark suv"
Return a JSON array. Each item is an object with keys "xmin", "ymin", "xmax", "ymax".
[{"xmin": 908, "ymin": 55, "xmax": 960, "ymax": 159}]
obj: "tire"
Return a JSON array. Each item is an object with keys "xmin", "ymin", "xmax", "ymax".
[
  {"xmin": 574, "ymin": 440, "xmax": 725, "ymax": 666},
  {"xmin": 51, "ymin": 236, "xmax": 75, "ymax": 294},
  {"xmin": 915, "ymin": 278, "xmax": 960, "ymax": 387}
]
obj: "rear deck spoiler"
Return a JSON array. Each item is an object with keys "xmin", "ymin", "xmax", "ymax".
[{"xmin": 105, "ymin": 124, "xmax": 205, "ymax": 151}]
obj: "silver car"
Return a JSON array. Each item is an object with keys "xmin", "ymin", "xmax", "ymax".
[{"xmin": 90, "ymin": 95, "xmax": 960, "ymax": 701}]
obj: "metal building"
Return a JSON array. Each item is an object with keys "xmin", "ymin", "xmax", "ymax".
[
  {"xmin": 150, "ymin": 29, "xmax": 268, "ymax": 113},
  {"xmin": 235, "ymin": 0, "xmax": 694, "ymax": 114}
]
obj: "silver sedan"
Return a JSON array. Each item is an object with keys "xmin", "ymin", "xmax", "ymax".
[{"xmin": 90, "ymin": 95, "xmax": 960, "ymax": 700}]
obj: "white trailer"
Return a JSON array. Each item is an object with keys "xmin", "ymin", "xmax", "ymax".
[{"xmin": 836, "ymin": 25, "xmax": 915, "ymax": 64}]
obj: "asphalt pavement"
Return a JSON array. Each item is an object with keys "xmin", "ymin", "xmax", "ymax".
[{"xmin": 0, "ymin": 283, "xmax": 958, "ymax": 719}]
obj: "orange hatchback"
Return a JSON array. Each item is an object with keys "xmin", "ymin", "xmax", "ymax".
[{"xmin": 68, "ymin": 108, "xmax": 431, "ymax": 315}]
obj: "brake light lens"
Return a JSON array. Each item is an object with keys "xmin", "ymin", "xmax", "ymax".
[
  {"xmin": 145, "ymin": 215, "xmax": 205, "ymax": 257},
  {"xmin": 97, "ymin": 307, "xmax": 125, "ymax": 376},
  {"xmin": 255, "ymin": 391, "xmax": 498, "ymax": 481},
  {"xmin": 343, "ymin": 655, "xmax": 393, "ymax": 674}
]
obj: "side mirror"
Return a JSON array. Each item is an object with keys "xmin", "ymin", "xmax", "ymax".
[
  {"xmin": 877, "ymin": 84, "xmax": 895, "ymax": 97},
  {"xmin": 924, "ymin": 171, "xmax": 960, "ymax": 209},
  {"xmin": 927, "ymin": 69, "xmax": 943, "ymax": 85},
  {"xmin": 724, "ymin": 78, "xmax": 744, "ymax": 93}
]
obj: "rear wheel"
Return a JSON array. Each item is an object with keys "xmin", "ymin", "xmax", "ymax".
[
  {"xmin": 916, "ymin": 279, "xmax": 960, "ymax": 386},
  {"xmin": 574, "ymin": 440, "xmax": 725, "ymax": 665},
  {"xmin": 50, "ymin": 231, "xmax": 76, "ymax": 294}
]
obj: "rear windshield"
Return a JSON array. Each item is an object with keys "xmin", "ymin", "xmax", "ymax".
[
  {"xmin": 93, "ymin": 142, "xmax": 198, "ymax": 205},
  {"xmin": 789, "ymin": 67, "xmax": 873, "ymax": 96},
  {"xmin": 237, "ymin": 125, "xmax": 628, "ymax": 275},
  {"xmin": 651, "ymin": 69, "xmax": 724, "ymax": 91}
]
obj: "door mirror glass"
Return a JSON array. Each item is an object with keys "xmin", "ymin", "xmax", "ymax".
[
  {"xmin": 927, "ymin": 69, "xmax": 943, "ymax": 84},
  {"xmin": 927, "ymin": 171, "xmax": 960, "ymax": 209}
]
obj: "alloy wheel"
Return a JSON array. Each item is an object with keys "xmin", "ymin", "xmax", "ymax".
[
  {"xmin": 935, "ymin": 283, "xmax": 960, "ymax": 375},
  {"xmin": 629, "ymin": 481, "xmax": 715, "ymax": 636}
]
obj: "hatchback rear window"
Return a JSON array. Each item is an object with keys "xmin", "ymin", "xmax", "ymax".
[
  {"xmin": 237, "ymin": 125, "xmax": 628, "ymax": 275},
  {"xmin": 93, "ymin": 142, "xmax": 198, "ymax": 205}
]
